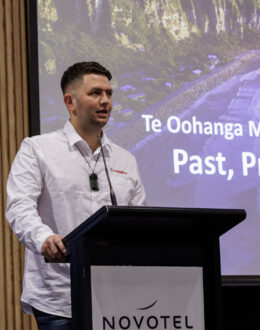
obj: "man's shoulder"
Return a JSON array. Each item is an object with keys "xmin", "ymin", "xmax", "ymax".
[
  {"xmin": 19, "ymin": 128, "xmax": 69, "ymax": 159},
  {"xmin": 23, "ymin": 128, "xmax": 66, "ymax": 147}
]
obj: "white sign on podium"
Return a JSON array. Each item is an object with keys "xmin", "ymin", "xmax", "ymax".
[{"xmin": 91, "ymin": 266, "xmax": 205, "ymax": 330}]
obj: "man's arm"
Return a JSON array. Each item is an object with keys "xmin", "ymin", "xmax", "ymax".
[
  {"xmin": 129, "ymin": 157, "xmax": 147, "ymax": 206},
  {"xmin": 5, "ymin": 138, "xmax": 66, "ymax": 261}
]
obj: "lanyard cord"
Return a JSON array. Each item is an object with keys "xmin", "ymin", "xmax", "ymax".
[
  {"xmin": 75, "ymin": 143, "xmax": 101, "ymax": 173},
  {"xmin": 75, "ymin": 143, "xmax": 101, "ymax": 191}
]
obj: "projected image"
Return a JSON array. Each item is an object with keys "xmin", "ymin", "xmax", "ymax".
[{"xmin": 37, "ymin": 0, "xmax": 260, "ymax": 275}]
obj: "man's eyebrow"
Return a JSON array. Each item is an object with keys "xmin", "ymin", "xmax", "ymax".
[
  {"xmin": 90, "ymin": 87, "xmax": 113, "ymax": 91},
  {"xmin": 90, "ymin": 87, "xmax": 113, "ymax": 93}
]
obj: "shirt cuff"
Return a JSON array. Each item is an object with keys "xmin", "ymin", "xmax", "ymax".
[{"xmin": 35, "ymin": 228, "xmax": 55, "ymax": 255}]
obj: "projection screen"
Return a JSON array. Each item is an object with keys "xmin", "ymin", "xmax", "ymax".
[{"xmin": 30, "ymin": 0, "xmax": 260, "ymax": 276}]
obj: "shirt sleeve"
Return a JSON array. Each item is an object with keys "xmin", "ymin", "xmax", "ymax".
[
  {"xmin": 129, "ymin": 157, "xmax": 147, "ymax": 207},
  {"xmin": 5, "ymin": 138, "xmax": 54, "ymax": 254}
]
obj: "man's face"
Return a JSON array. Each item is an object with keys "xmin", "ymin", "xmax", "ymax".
[{"xmin": 67, "ymin": 73, "xmax": 113, "ymax": 131}]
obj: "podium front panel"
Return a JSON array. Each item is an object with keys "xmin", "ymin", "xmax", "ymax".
[{"xmin": 70, "ymin": 235, "xmax": 221, "ymax": 330}]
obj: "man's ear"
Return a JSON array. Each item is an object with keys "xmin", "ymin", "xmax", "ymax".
[{"xmin": 64, "ymin": 93, "xmax": 76, "ymax": 115}]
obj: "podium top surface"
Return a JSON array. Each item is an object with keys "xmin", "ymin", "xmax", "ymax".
[{"xmin": 64, "ymin": 205, "xmax": 246, "ymax": 247}]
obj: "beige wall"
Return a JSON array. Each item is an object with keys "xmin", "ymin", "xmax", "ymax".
[{"xmin": 0, "ymin": 0, "xmax": 37, "ymax": 329}]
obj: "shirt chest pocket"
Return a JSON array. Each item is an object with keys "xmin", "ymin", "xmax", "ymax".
[{"xmin": 108, "ymin": 172, "xmax": 134, "ymax": 206}]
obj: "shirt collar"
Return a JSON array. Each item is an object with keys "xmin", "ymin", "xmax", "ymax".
[{"xmin": 63, "ymin": 120, "xmax": 112, "ymax": 154}]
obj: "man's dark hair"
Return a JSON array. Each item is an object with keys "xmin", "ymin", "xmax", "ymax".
[{"xmin": 61, "ymin": 61, "xmax": 112, "ymax": 94}]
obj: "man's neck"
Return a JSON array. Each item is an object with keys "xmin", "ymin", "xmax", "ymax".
[
  {"xmin": 71, "ymin": 121, "xmax": 102, "ymax": 153},
  {"xmin": 84, "ymin": 133, "xmax": 101, "ymax": 153}
]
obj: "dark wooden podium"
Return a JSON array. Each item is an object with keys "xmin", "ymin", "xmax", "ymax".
[{"xmin": 63, "ymin": 206, "xmax": 246, "ymax": 330}]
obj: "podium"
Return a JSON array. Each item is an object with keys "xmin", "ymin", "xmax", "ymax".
[{"xmin": 64, "ymin": 206, "xmax": 246, "ymax": 330}]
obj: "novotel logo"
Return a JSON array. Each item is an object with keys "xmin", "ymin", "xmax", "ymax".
[{"xmin": 102, "ymin": 300, "xmax": 194, "ymax": 329}]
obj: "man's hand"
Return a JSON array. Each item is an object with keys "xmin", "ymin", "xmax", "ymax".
[{"xmin": 41, "ymin": 234, "xmax": 67, "ymax": 262}]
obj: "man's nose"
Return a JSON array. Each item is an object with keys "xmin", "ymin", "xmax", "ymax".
[{"xmin": 100, "ymin": 92, "xmax": 109, "ymax": 103}]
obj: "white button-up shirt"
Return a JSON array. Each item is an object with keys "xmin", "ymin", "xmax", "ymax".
[{"xmin": 6, "ymin": 121, "xmax": 146, "ymax": 317}]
